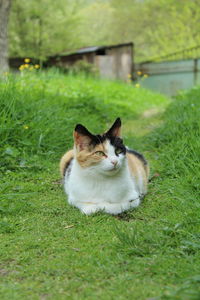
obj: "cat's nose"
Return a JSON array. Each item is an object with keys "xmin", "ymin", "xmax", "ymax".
[{"xmin": 111, "ymin": 159, "xmax": 118, "ymax": 166}]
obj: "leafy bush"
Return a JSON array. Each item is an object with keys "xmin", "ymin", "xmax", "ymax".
[{"xmin": 69, "ymin": 60, "xmax": 99, "ymax": 76}]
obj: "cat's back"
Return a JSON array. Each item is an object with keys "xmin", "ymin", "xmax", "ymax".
[
  {"xmin": 126, "ymin": 148, "xmax": 149, "ymax": 194},
  {"xmin": 60, "ymin": 149, "xmax": 74, "ymax": 177}
]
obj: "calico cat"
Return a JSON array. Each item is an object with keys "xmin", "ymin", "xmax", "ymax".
[{"xmin": 60, "ymin": 118, "xmax": 149, "ymax": 215}]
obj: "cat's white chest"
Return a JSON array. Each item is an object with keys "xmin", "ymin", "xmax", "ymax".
[{"xmin": 64, "ymin": 159, "xmax": 140, "ymax": 215}]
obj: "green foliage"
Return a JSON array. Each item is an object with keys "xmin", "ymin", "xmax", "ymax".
[
  {"xmin": 109, "ymin": 0, "xmax": 200, "ymax": 61},
  {"xmin": 79, "ymin": 1, "xmax": 113, "ymax": 46},
  {"xmin": 9, "ymin": 0, "xmax": 83, "ymax": 59},
  {"xmin": 8, "ymin": 0, "xmax": 200, "ymax": 62},
  {"xmin": 67, "ymin": 60, "xmax": 99, "ymax": 76}
]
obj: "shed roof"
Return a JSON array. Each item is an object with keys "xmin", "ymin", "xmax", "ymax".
[
  {"xmin": 53, "ymin": 42, "xmax": 133, "ymax": 57},
  {"xmin": 76, "ymin": 46, "xmax": 101, "ymax": 54}
]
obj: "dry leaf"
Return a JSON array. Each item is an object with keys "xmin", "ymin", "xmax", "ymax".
[{"xmin": 64, "ymin": 225, "xmax": 74, "ymax": 229}]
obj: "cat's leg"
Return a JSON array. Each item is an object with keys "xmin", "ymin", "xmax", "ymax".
[
  {"xmin": 129, "ymin": 197, "xmax": 140, "ymax": 208},
  {"xmin": 101, "ymin": 193, "xmax": 140, "ymax": 215},
  {"xmin": 67, "ymin": 197, "xmax": 74, "ymax": 205},
  {"xmin": 100, "ymin": 202, "xmax": 130, "ymax": 215},
  {"xmin": 67, "ymin": 192, "xmax": 101, "ymax": 214},
  {"xmin": 102, "ymin": 198, "xmax": 140, "ymax": 215},
  {"xmin": 67, "ymin": 197, "xmax": 99, "ymax": 215},
  {"xmin": 67, "ymin": 189, "xmax": 75, "ymax": 205}
]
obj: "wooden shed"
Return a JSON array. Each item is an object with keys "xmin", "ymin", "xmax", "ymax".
[{"xmin": 47, "ymin": 42, "xmax": 133, "ymax": 81}]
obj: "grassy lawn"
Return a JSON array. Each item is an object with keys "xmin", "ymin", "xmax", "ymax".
[{"xmin": 0, "ymin": 71, "xmax": 200, "ymax": 300}]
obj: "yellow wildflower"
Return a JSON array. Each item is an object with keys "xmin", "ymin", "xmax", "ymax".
[
  {"xmin": 135, "ymin": 83, "xmax": 140, "ymax": 88},
  {"xmin": 127, "ymin": 74, "xmax": 132, "ymax": 79},
  {"xmin": 137, "ymin": 71, "xmax": 142, "ymax": 76},
  {"xmin": 34, "ymin": 64, "xmax": 40, "ymax": 69},
  {"xmin": 23, "ymin": 125, "xmax": 29, "ymax": 130},
  {"xmin": 29, "ymin": 66, "xmax": 34, "ymax": 71},
  {"xmin": 24, "ymin": 64, "xmax": 29, "ymax": 68},
  {"xmin": 19, "ymin": 65, "xmax": 24, "ymax": 71},
  {"xmin": 143, "ymin": 74, "xmax": 148, "ymax": 78},
  {"xmin": 24, "ymin": 58, "xmax": 30, "ymax": 63}
]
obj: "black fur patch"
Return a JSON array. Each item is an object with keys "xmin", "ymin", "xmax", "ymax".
[
  {"xmin": 64, "ymin": 158, "xmax": 73, "ymax": 177},
  {"xmin": 75, "ymin": 124, "xmax": 107, "ymax": 146},
  {"xmin": 92, "ymin": 134, "xmax": 107, "ymax": 145},
  {"xmin": 90, "ymin": 133, "xmax": 126, "ymax": 155},
  {"xmin": 107, "ymin": 136, "xmax": 126, "ymax": 155}
]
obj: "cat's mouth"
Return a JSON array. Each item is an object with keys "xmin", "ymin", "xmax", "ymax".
[{"xmin": 107, "ymin": 165, "xmax": 120, "ymax": 172}]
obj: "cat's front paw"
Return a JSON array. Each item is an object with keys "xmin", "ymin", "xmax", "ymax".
[
  {"xmin": 101, "ymin": 202, "xmax": 128, "ymax": 215},
  {"xmin": 80, "ymin": 204, "xmax": 100, "ymax": 215}
]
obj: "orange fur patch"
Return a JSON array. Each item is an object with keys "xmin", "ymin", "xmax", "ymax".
[
  {"xmin": 126, "ymin": 152, "xmax": 149, "ymax": 193},
  {"xmin": 59, "ymin": 149, "xmax": 74, "ymax": 176},
  {"xmin": 60, "ymin": 142, "xmax": 109, "ymax": 174},
  {"xmin": 76, "ymin": 143, "xmax": 106, "ymax": 167}
]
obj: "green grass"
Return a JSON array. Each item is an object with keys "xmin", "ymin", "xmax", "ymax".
[
  {"xmin": 0, "ymin": 71, "xmax": 200, "ymax": 299},
  {"xmin": 0, "ymin": 70, "xmax": 167, "ymax": 171}
]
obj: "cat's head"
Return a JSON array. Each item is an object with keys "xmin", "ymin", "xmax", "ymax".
[{"xmin": 73, "ymin": 118, "xmax": 126, "ymax": 175}]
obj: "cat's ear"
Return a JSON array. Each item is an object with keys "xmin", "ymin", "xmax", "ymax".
[
  {"xmin": 74, "ymin": 124, "xmax": 94, "ymax": 150},
  {"xmin": 106, "ymin": 117, "xmax": 121, "ymax": 137}
]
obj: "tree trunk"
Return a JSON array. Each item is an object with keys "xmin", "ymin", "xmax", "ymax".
[{"xmin": 0, "ymin": 0, "xmax": 12, "ymax": 74}]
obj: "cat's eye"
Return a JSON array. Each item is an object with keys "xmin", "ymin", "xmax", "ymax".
[
  {"xmin": 115, "ymin": 148, "xmax": 123, "ymax": 155},
  {"xmin": 94, "ymin": 151, "xmax": 105, "ymax": 156}
]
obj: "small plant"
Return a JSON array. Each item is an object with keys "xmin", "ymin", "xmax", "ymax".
[
  {"xmin": 131, "ymin": 70, "xmax": 149, "ymax": 88},
  {"xmin": 114, "ymin": 223, "xmax": 200, "ymax": 257},
  {"xmin": 18, "ymin": 58, "xmax": 40, "ymax": 72},
  {"xmin": 69, "ymin": 60, "xmax": 99, "ymax": 76}
]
